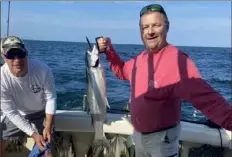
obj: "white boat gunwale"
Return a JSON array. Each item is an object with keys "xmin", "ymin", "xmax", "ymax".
[{"xmin": 55, "ymin": 110, "xmax": 232, "ymax": 149}]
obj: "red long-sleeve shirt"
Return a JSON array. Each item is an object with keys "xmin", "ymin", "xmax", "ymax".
[{"xmin": 105, "ymin": 44, "xmax": 232, "ymax": 132}]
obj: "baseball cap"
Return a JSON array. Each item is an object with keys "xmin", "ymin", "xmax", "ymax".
[
  {"xmin": 0, "ymin": 36, "xmax": 26, "ymax": 55},
  {"xmin": 140, "ymin": 4, "xmax": 168, "ymax": 19}
]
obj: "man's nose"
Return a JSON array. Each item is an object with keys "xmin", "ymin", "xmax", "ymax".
[
  {"xmin": 148, "ymin": 26, "xmax": 155, "ymax": 35},
  {"xmin": 13, "ymin": 56, "xmax": 22, "ymax": 62}
]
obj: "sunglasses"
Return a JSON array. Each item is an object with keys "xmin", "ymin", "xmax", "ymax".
[
  {"xmin": 4, "ymin": 49, "xmax": 27, "ymax": 60},
  {"xmin": 140, "ymin": 4, "xmax": 167, "ymax": 17}
]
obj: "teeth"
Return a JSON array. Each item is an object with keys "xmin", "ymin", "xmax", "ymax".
[{"xmin": 148, "ymin": 37, "xmax": 156, "ymax": 40}]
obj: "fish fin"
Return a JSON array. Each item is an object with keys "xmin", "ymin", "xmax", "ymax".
[
  {"xmin": 105, "ymin": 99, "xmax": 110, "ymax": 109},
  {"xmin": 87, "ymin": 50, "xmax": 92, "ymax": 55},
  {"xmin": 106, "ymin": 102, "xmax": 110, "ymax": 109}
]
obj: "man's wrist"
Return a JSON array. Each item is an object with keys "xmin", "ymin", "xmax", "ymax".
[
  {"xmin": 31, "ymin": 131, "xmax": 38, "ymax": 138},
  {"xmin": 44, "ymin": 125, "xmax": 52, "ymax": 131},
  {"xmin": 45, "ymin": 113, "xmax": 54, "ymax": 130}
]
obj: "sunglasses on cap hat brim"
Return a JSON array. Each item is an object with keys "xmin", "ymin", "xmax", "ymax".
[{"xmin": 140, "ymin": 4, "xmax": 167, "ymax": 17}]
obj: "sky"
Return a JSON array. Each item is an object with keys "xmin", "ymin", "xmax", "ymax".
[{"xmin": 1, "ymin": 1, "xmax": 231, "ymax": 47}]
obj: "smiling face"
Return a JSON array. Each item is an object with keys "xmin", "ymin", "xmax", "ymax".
[
  {"xmin": 2, "ymin": 48, "xmax": 28, "ymax": 77},
  {"xmin": 140, "ymin": 11, "xmax": 169, "ymax": 53}
]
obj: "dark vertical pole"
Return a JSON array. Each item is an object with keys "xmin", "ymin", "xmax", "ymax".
[{"xmin": 7, "ymin": 1, "xmax": 10, "ymax": 36}]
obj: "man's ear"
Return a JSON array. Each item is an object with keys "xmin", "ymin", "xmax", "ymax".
[
  {"xmin": 1, "ymin": 54, "xmax": 6, "ymax": 61},
  {"xmin": 166, "ymin": 21, "xmax": 169, "ymax": 32}
]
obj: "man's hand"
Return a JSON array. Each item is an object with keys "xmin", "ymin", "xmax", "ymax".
[
  {"xmin": 44, "ymin": 113, "xmax": 54, "ymax": 143},
  {"xmin": 96, "ymin": 37, "xmax": 112, "ymax": 53},
  {"xmin": 31, "ymin": 132, "xmax": 46, "ymax": 151},
  {"xmin": 43, "ymin": 127, "xmax": 52, "ymax": 143}
]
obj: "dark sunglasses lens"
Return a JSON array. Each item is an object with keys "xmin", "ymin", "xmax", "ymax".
[
  {"xmin": 18, "ymin": 53, "xmax": 26, "ymax": 58},
  {"xmin": 5, "ymin": 52, "xmax": 26, "ymax": 59}
]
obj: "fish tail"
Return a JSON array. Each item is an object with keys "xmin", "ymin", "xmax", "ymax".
[{"xmin": 92, "ymin": 136, "xmax": 110, "ymax": 157}]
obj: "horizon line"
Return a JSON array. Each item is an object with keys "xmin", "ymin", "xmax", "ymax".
[{"xmin": 19, "ymin": 38, "xmax": 231, "ymax": 49}]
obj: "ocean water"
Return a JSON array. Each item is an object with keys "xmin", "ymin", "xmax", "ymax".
[{"xmin": 22, "ymin": 40, "xmax": 232, "ymax": 123}]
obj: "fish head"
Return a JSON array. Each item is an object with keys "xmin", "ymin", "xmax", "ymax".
[{"xmin": 86, "ymin": 45, "xmax": 100, "ymax": 67}]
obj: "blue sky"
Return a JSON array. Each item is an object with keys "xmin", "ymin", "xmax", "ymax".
[{"xmin": 1, "ymin": 1, "xmax": 231, "ymax": 47}]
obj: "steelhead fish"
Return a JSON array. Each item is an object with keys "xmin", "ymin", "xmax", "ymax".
[{"xmin": 85, "ymin": 37, "xmax": 110, "ymax": 157}]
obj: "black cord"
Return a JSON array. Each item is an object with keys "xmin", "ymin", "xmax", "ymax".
[
  {"xmin": 107, "ymin": 108, "xmax": 130, "ymax": 114},
  {"xmin": 217, "ymin": 128, "xmax": 224, "ymax": 155},
  {"xmin": 181, "ymin": 119, "xmax": 207, "ymax": 125}
]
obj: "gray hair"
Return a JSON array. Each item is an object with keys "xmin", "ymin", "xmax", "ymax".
[{"xmin": 139, "ymin": 11, "xmax": 169, "ymax": 31}]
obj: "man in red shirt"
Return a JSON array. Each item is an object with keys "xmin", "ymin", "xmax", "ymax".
[{"xmin": 97, "ymin": 4, "xmax": 232, "ymax": 157}]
